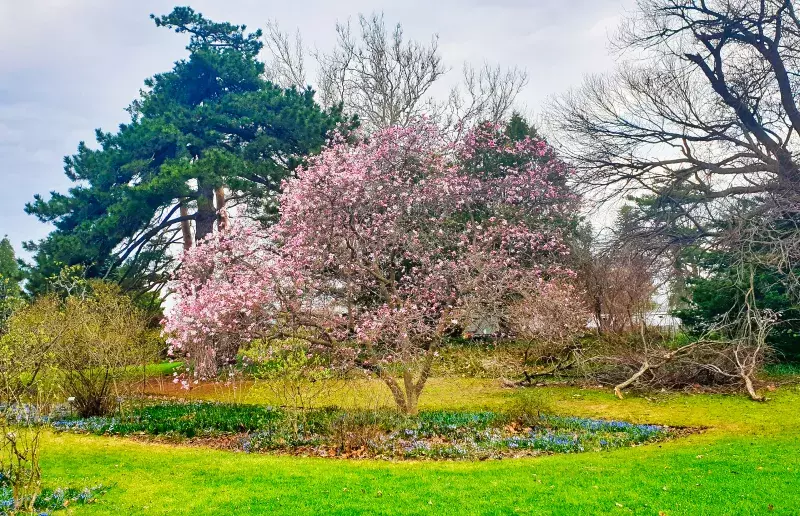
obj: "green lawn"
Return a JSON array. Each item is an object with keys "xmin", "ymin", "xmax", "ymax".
[
  {"xmin": 143, "ymin": 376, "xmax": 511, "ymax": 410},
  {"xmin": 43, "ymin": 382, "xmax": 800, "ymax": 515}
]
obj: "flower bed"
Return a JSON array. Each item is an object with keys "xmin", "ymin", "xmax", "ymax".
[
  {"xmin": 52, "ymin": 402, "xmax": 678, "ymax": 460},
  {"xmin": 0, "ymin": 477, "xmax": 108, "ymax": 516}
]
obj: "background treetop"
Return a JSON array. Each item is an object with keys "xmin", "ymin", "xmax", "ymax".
[{"xmin": 151, "ymin": 6, "xmax": 263, "ymax": 55}]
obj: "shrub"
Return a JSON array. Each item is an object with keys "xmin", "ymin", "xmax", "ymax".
[
  {"xmin": 3, "ymin": 282, "xmax": 152, "ymax": 417},
  {"xmin": 506, "ymin": 389, "xmax": 555, "ymax": 424},
  {"xmin": 0, "ymin": 297, "xmax": 63, "ymax": 512},
  {"xmin": 0, "ymin": 297, "xmax": 62, "ymax": 399},
  {"xmin": 243, "ymin": 339, "xmax": 336, "ymax": 410},
  {"xmin": 55, "ymin": 282, "xmax": 152, "ymax": 416}
]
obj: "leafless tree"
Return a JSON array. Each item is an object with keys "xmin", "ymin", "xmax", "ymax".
[
  {"xmin": 549, "ymin": 0, "xmax": 800, "ymax": 262},
  {"xmin": 581, "ymin": 252, "xmax": 658, "ymax": 334},
  {"xmin": 443, "ymin": 63, "xmax": 528, "ymax": 138},
  {"xmin": 263, "ymin": 14, "xmax": 527, "ymax": 132},
  {"xmin": 313, "ymin": 13, "xmax": 445, "ymax": 130},
  {"xmin": 263, "ymin": 20, "xmax": 306, "ymax": 89},
  {"xmin": 573, "ymin": 213, "xmax": 659, "ymax": 335}
]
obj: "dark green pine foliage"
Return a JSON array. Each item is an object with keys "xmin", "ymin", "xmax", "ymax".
[
  {"xmin": 0, "ymin": 237, "xmax": 22, "ymax": 284},
  {"xmin": 24, "ymin": 7, "xmax": 351, "ymax": 295},
  {"xmin": 504, "ymin": 112, "xmax": 540, "ymax": 142},
  {"xmin": 674, "ymin": 250, "xmax": 800, "ymax": 361},
  {"xmin": 458, "ymin": 112, "xmax": 580, "ymax": 259}
]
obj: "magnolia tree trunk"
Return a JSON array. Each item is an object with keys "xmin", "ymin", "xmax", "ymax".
[
  {"xmin": 195, "ymin": 345, "xmax": 219, "ymax": 379},
  {"xmin": 382, "ymin": 350, "xmax": 435, "ymax": 415},
  {"xmin": 195, "ymin": 334, "xmax": 241, "ymax": 379}
]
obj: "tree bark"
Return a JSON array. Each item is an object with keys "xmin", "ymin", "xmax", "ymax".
[
  {"xmin": 383, "ymin": 376, "xmax": 408, "ymax": 413},
  {"xmin": 382, "ymin": 350, "xmax": 435, "ymax": 415},
  {"xmin": 403, "ymin": 370, "xmax": 419, "ymax": 415},
  {"xmin": 215, "ymin": 186, "xmax": 229, "ymax": 232},
  {"xmin": 179, "ymin": 202, "xmax": 194, "ymax": 250},
  {"xmin": 741, "ymin": 372, "xmax": 764, "ymax": 402},
  {"xmin": 614, "ymin": 359, "xmax": 650, "ymax": 399},
  {"xmin": 195, "ymin": 184, "xmax": 216, "ymax": 242}
]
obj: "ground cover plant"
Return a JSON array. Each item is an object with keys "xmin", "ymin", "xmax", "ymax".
[
  {"xmin": 0, "ymin": 475, "xmax": 108, "ymax": 516},
  {"xmin": 49, "ymin": 401, "xmax": 673, "ymax": 460}
]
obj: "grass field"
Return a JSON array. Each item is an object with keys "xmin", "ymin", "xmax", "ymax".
[{"xmin": 42, "ymin": 377, "xmax": 800, "ymax": 515}]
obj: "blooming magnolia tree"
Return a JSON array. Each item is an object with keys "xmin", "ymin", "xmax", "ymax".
[{"xmin": 165, "ymin": 122, "xmax": 580, "ymax": 413}]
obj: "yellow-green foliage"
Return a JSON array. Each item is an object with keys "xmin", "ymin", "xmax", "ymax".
[
  {"xmin": 431, "ymin": 342, "xmax": 529, "ymax": 378},
  {"xmin": 239, "ymin": 339, "xmax": 336, "ymax": 410},
  {"xmin": 0, "ymin": 296, "xmax": 62, "ymax": 400},
  {"xmin": 1, "ymin": 281, "xmax": 154, "ymax": 415}
]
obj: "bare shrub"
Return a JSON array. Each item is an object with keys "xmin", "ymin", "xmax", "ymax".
[
  {"xmin": 0, "ymin": 412, "xmax": 42, "ymax": 513},
  {"xmin": 0, "ymin": 297, "xmax": 63, "ymax": 397},
  {"xmin": 56, "ymin": 282, "xmax": 151, "ymax": 416},
  {"xmin": 0, "ymin": 301, "xmax": 58, "ymax": 511},
  {"xmin": 573, "ymin": 220, "xmax": 659, "ymax": 336},
  {"xmin": 506, "ymin": 389, "xmax": 556, "ymax": 423},
  {"xmin": 507, "ymin": 282, "xmax": 589, "ymax": 380},
  {"xmin": 248, "ymin": 340, "xmax": 336, "ymax": 407},
  {"xmin": 329, "ymin": 413, "xmax": 384, "ymax": 455},
  {"xmin": 243, "ymin": 338, "xmax": 338, "ymax": 438},
  {"xmin": 6, "ymin": 282, "xmax": 151, "ymax": 417},
  {"xmin": 586, "ymin": 276, "xmax": 775, "ymax": 401}
]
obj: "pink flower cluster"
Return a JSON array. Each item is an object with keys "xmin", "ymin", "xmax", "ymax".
[{"xmin": 164, "ymin": 121, "xmax": 581, "ymax": 373}]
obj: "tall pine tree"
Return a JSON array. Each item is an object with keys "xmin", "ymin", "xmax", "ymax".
[{"xmin": 25, "ymin": 7, "xmax": 351, "ymax": 295}]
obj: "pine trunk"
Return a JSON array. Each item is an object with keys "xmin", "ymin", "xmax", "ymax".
[
  {"xmin": 179, "ymin": 202, "xmax": 194, "ymax": 250},
  {"xmin": 215, "ymin": 186, "xmax": 229, "ymax": 232},
  {"xmin": 195, "ymin": 184, "xmax": 216, "ymax": 241}
]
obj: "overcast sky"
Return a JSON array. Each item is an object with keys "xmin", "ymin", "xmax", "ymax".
[{"xmin": 0, "ymin": 0, "xmax": 634, "ymax": 260}]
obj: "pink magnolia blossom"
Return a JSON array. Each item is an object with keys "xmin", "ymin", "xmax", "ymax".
[{"xmin": 164, "ymin": 121, "xmax": 581, "ymax": 411}]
